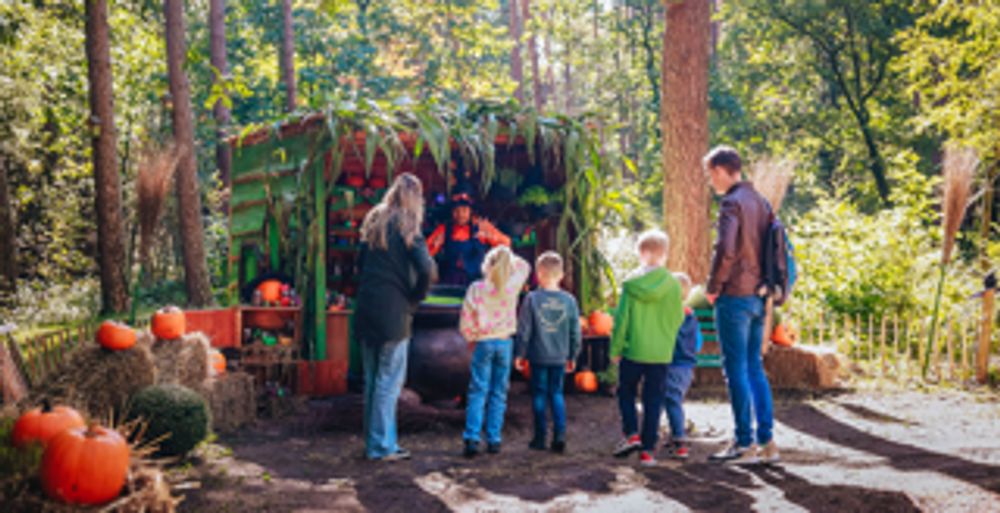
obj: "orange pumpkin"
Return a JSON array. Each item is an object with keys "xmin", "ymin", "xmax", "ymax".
[
  {"xmin": 41, "ymin": 424, "xmax": 129, "ymax": 506},
  {"xmin": 96, "ymin": 321, "xmax": 136, "ymax": 351},
  {"xmin": 151, "ymin": 305, "xmax": 186, "ymax": 340},
  {"xmin": 11, "ymin": 401, "xmax": 85, "ymax": 449},
  {"xmin": 574, "ymin": 370, "xmax": 599, "ymax": 393},
  {"xmin": 771, "ymin": 324, "xmax": 795, "ymax": 347},
  {"xmin": 210, "ymin": 349, "xmax": 226, "ymax": 375},
  {"xmin": 588, "ymin": 311, "xmax": 614, "ymax": 336},
  {"xmin": 257, "ymin": 279, "xmax": 283, "ymax": 303}
]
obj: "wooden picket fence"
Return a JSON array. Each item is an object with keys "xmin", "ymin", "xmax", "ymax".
[{"xmin": 789, "ymin": 310, "xmax": 997, "ymax": 385}]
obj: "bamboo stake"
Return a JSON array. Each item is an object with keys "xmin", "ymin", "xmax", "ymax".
[
  {"xmin": 893, "ymin": 313, "xmax": 900, "ymax": 376},
  {"xmin": 868, "ymin": 314, "xmax": 874, "ymax": 362},
  {"xmin": 978, "ymin": 289, "xmax": 995, "ymax": 383},
  {"xmin": 880, "ymin": 315, "xmax": 887, "ymax": 376},
  {"xmin": 946, "ymin": 319, "xmax": 955, "ymax": 383},
  {"xmin": 855, "ymin": 313, "xmax": 862, "ymax": 362},
  {"xmin": 961, "ymin": 320, "xmax": 970, "ymax": 380}
]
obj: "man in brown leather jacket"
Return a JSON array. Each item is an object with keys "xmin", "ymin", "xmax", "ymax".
[{"xmin": 703, "ymin": 146, "xmax": 779, "ymax": 465}]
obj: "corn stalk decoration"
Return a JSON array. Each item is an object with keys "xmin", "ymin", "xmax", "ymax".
[{"xmin": 233, "ymin": 94, "xmax": 633, "ymax": 323}]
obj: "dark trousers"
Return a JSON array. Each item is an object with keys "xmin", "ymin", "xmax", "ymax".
[{"xmin": 617, "ymin": 358, "xmax": 667, "ymax": 451}]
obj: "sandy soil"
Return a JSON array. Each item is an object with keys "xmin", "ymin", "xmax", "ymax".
[{"xmin": 175, "ymin": 383, "xmax": 1000, "ymax": 512}]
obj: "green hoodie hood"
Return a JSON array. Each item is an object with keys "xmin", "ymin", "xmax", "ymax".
[
  {"xmin": 623, "ymin": 268, "xmax": 675, "ymax": 302},
  {"xmin": 610, "ymin": 267, "xmax": 684, "ymax": 364}
]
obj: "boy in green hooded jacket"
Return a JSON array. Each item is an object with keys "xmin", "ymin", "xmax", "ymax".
[{"xmin": 610, "ymin": 229, "xmax": 684, "ymax": 466}]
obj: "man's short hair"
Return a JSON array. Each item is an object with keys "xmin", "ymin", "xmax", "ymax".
[
  {"xmin": 536, "ymin": 251, "xmax": 564, "ymax": 275},
  {"xmin": 703, "ymin": 145, "xmax": 742, "ymax": 175},
  {"xmin": 636, "ymin": 230, "xmax": 670, "ymax": 259}
]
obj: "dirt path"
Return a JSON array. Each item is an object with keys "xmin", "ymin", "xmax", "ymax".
[{"xmin": 176, "ymin": 384, "xmax": 1000, "ymax": 512}]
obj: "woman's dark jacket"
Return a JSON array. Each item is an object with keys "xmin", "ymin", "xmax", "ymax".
[{"xmin": 354, "ymin": 221, "xmax": 435, "ymax": 345}]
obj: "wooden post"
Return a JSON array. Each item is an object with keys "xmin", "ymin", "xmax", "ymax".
[
  {"xmin": 893, "ymin": 313, "xmax": 900, "ymax": 376},
  {"xmin": 977, "ymin": 289, "xmax": 995, "ymax": 383},
  {"xmin": 961, "ymin": 320, "xmax": 970, "ymax": 380},
  {"xmin": 880, "ymin": 315, "xmax": 887, "ymax": 376},
  {"xmin": 313, "ymin": 151, "xmax": 327, "ymax": 361},
  {"xmin": 867, "ymin": 314, "xmax": 874, "ymax": 362},
  {"xmin": 945, "ymin": 319, "xmax": 955, "ymax": 382}
]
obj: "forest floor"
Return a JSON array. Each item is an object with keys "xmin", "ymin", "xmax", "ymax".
[{"xmin": 175, "ymin": 382, "xmax": 1000, "ymax": 513}]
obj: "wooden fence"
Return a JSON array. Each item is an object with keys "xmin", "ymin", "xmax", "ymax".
[
  {"xmin": 1, "ymin": 317, "xmax": 150, "ymax": 403},
  {"xmin": 789, "ymin": 310, "xmax": 998, "ymax": 385}
]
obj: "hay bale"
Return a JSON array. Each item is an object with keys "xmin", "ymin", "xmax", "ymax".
[
  {"xmin": 199, "ymin": 372, "xmax": 256, "ymax": 433},
  {"xmin": 764, "ymin": 344, "xmax": 845, "ymax": 390},
  {"xmin": 29, "ymin": 343, "xmax": 156, "ymax": 419},
  {"xmin": 149, "ymin": 332, "xmax": 210, "ymax": 390}
]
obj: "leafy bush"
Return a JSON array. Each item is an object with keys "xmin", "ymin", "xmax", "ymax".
[{"xmin": 128, "ymin": 384, "xmax": 210, "ymax": 458}]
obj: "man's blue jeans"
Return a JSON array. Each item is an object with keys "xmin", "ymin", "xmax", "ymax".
[
  {"xmin": 361, "ymin": 338, "xmax": 409, "ymax": 459},
  {"xmin": 529, "ymin": 364, "xmax": 566, "ymax": 441},
  {"xmin": 618, "ymin": 358, "xmax": 667, "ymax": 451},
  {"xmin": 463, "ymin": 339, "xmax": 512, "ymax": 444},
  {"xmin": 716, "ymin": 295, "xmax": 774, "ymax": 447},
  {"xmin": 663, "ymin": 365, "xmax": 694, "ymax": 441}
]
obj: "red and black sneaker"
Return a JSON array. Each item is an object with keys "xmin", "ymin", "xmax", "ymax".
[
  {"xmin": 613, "ymin": 434, "xmax": 642, "ymax": 458},
  {"xmin": 639, "ymin": 450, "xmax": 657, "ymax": 467}
]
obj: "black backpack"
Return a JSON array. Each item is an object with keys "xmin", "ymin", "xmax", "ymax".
[{"xmin": 761, "ymin": 212, "xmax": 796, "ymax": 307}]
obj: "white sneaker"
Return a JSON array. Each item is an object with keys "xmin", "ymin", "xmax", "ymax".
[
  {"xmin": 709, "ymin": 442, "xmax": 759, "ymax": 465},
  {"xmin": 759, "ymin": 440, "xmax": 780, "ymax": 464}
]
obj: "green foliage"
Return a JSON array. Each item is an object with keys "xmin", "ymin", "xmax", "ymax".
[
  {"xmin": 0, "ymin": 415, "xmax": 43, "ymax": 482},
  {"xmin": 128, "ymin": 384, "xmax": 210, "ymax": 458},
  {"xmin": 789, "ymin": 167, "xmax": 979, "ymax": 325}
]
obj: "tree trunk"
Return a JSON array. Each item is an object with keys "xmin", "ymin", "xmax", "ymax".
[
  {"xmin": 0, "ymin": 157, "xmax": 15, "ymax": 295},
  {"xmin": 509, "ymin": 0, "xmax": 523, "ymax": 103},
  {"xmin": 209, "ymin": 0, "xmax": 231, "ymax": 199},
  {"xmin": 662, "ymin": 0, "xmax": 711, "ymax": 283},
  {"xmin": 859, "ymin": 113, "xmax": 891, "ymax": 204},
  {"xmin": 280, "ymin": 0, "xmax": 296, "ymax": 113},
  {"xmin": 164, "ymin": 0, "xmax": 213, "ymax": 306},
  {"xmin": 85, "ymin": 0, "xmax": 129, "ymax": 314},
  {"xmin": 544, "ymin": 7, "xmax": 554, "ymax": 110},
  {"xmin": 522, "ymin": 0, "xmax": 542, "ymax": 110}
]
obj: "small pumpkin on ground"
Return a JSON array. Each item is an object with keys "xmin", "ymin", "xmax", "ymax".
[
  {"xmin": 96, "ymin": 321, "xmax": 137, "ymax": 351},
  {"xmin": 588, "ymin": 311, "xmax": 614, "ymax": 337},
  {"xmin": 11, "ymin": 401, "xmax": 85, "ymax": 449},
  {"xmin": 151, "ymin": 305, "xmax": 186, "ymax": 340},
  {"xmin": 574, "ymin": 370, "xmax": 599, "ymax": 393},
  {"xmin": 41, "ymin": 424, "xmax": 129, "ymax": 506}
]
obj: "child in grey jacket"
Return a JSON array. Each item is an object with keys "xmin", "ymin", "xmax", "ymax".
[{"xmin": 515, "ymin": 251, "xmax": 581, "ymax": 453}]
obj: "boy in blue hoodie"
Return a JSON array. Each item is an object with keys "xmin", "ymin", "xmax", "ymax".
[{"xmin": 662, "ymin": 273, "xmax": 703, "ymax": 460}]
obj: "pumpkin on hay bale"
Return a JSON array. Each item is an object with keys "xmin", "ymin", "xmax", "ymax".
[
  {"xmin": 1, "ymin": 414, "xmax": 180, "ymax": 513},
  {"xmin": 28, "ymin": 342, "xmax": 156, "ymax": 420},
  {"xmin": 146, "ymin": 332, "xmax": 211, "ymax": 390}
]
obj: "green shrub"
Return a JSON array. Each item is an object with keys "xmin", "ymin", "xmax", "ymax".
[{"xmin": 128, "ymin": 384, "xmax": 210, "ymax": 458}]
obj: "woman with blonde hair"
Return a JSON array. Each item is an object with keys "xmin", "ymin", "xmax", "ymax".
[
  {"xmin": 458, "ymin": 245, "xmax": 530, "ymax": 457},
  {"xmin": 354, "ymin": 172, "xmax": 435, "ymax": 461}
]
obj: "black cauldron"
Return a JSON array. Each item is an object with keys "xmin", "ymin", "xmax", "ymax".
[{"xmin": 406, "ymin": 286, "xmax": 471, "ymax": 401}]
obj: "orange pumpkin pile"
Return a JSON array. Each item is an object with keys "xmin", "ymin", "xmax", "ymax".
[
  {"xmin": 151, "ymin": 305, "xmax": 186, "ymax": 340},
  {"xmin": 588, "ymin": 311, "xmax": 614, "ymax": 337},
  {"xmin": 96, "ymin": 321, "xmax": 136, "ymax": 351},
  {"xmin": 41, "ymin": 424, "xmax": 130, "ymax": 506},
  {"xmin": 11, "ymin": 402, "xmax": 85, "ymax": 449}
]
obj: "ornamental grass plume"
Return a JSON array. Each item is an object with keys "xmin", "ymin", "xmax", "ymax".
[
  {"xmin": 136, "ymin": 144, "xmax": 181, "ymax": 270},
  {"xmin": 925, "ymin": 144, "xmax": 978, "ymax": 377},
  {"xmin": 751, "ymin": 157, "xmax": 795, "ymax": 213}
]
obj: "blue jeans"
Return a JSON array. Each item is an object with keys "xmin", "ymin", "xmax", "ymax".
[
  {"xmin": 463, "ymin": 339, "xmax": 512, "ymax": 444},
  {"xmin": 529, "ymin": 364, "xmax": 566, "ymax": 441},
  {"xmin": 716, "ymin": 295, "xmax": 774, "ymax": 447},
  {"xmin": 361, "ymin": 338, "xmax": 409, "ymax": 459},
  {"xmin": 664, "ymin": 365, "xmax": 694, "ymax": 441},
  {"xmin": 618, "ymin": 358, "xmax": 667, "ymax": 451}
]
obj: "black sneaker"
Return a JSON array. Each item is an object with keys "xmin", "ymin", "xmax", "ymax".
[
  {"xmin": 709, "ymin": 442, "xmax": 758, "ymax": 465},
  {"xmin": 463, "ymin": 439, "xmax": 479, "ymax": 458},
  {"xmin": 487, "ymin": 442, "xmax": 501, "ymax": 454},
  {"xmin": 528, "ymin": 437, "xmax": 547, "ymax": 451},
  {"xmin": 551, "ymin": 438, "xmax": 566, "ymax": 454}
]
